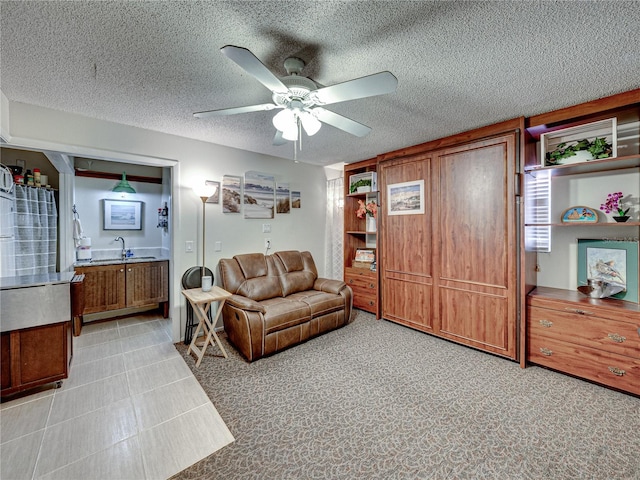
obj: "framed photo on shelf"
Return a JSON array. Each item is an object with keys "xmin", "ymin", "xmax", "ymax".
[
  {"xmin": 561, "ymin": 206, "xmax": 598, "ymax": 223},
  {"xmin": 387, "ymin": 179, "xmax": 425, "ymax": 216},
  {"xmin": 577, "ymin": 238, "xmax": 639, "ymax": 303},
  {"xmin": 103, "ymin": 199, "xmax": 143, "ymax": 230}
]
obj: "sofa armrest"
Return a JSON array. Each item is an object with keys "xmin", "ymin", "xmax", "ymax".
[
  {"xmin": 226, "ymin": 294, "xmax": 266, "ymax": 313},
  {"xmin": 313, "ymin": 278, "xmax": 347, "ymax": 295}
]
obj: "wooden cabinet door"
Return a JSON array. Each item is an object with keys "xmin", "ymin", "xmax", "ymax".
[
  {"xmin": 125, "ymin": 261, "xmax": 169, "ymax": 307},
  {"xmin": 75, "ymin": 264, "xmax": 126, "ymax": 314},
  {"xmin": 433, "ymin": 133, "xmax": 518, "ymax": 358},
  {"xmin": 379, "ymin": 152, "xmax": 434, "ymax": 331}
]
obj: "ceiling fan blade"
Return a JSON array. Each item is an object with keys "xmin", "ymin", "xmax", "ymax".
[
  {"xmin": 313, "ymin": 108, "xmax": 372, "ymax": 137},
  {"xmin": 311, "ymin": 71, "xmax": 397, "ymax": 105},
  {"xmin": 221, "ymin": 45, "xmax": 289, "ymax": 94},
  {"xmin": 194, "ymin": 103, "xmax": 277, "ymax": 118},
  {"xmin": 272, "ymin": 130, "xmax": 287, "ymax": 146}
]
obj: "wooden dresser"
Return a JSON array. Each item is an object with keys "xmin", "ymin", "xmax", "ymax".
[
  {"xmin": 527, "ymin": 287, "xmax": 640, "ymax": 396},
  {"xmin": 344, "ymin": 266, "xmax": 378, "ymax": 315}
]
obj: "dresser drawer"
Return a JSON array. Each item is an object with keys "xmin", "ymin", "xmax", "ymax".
[
  {"xmin": 353, "ymin": 292, "xmax": 377, "ymax": 312},
  {"xmin": 528, "ymin": 306, "xmax": 640, "ymax": 358},
  {"xmin": 527, "ymin": 334, "xmax": 640, "ymax": 396},
  {"xmin": 345, "ymin": 271, "xmax": 377, "ymax": 291}
]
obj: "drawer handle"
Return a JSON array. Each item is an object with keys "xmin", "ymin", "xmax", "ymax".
[
  {"xmin": 349, "ymin": 279, "xmax": 354, "ymax": 284},
  {"xmin": 540, "ymin": 347, "xmax": 553, "ymax": 356},
  {"xmin": 564, "ymin": 307, "xmax": 594, "ymax": 316},
  {"xmin": 369, "ymin": 283, "xmax": 375, "ymax": 289},
  {"xmin": 607, "ymin": 333, "xmax": 626, "ymax": 343},
  {"xmin": 539, "ymin": 319, "xmax": 553, "ymax": 328},
  {"xmin": 608, "ymin": 366, "xmax": 626, "ymax": 377}
]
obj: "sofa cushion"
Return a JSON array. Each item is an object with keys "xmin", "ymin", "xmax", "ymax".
[
  {"xmin": 260, "ymin": 297, "xmax": 312, "ymax": 335},
  {"xmin": 274, "ymin": 250, "xmax": 316, "ymax": 296},
  {"xmin": 233, "ymin": 253, "xmax": 283, "ymax": 301},
  {"xmin": 287, "ymin": 290, "xmax": 346, "ymax": 318},
  {"xmin": 237, "ymin": 277, "xmax": 283, "ymax": 302}
]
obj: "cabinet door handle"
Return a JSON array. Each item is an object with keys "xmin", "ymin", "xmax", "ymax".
[
  {"xmin": 607, "ymin": 333, "xmax": 626, "ymax": 343},
  {"xmin": 540, "ymin": 347, "xmax": 553, "ymax": 356},
  {"xmin": 539, "ymin": 319, "xmax": 553, "ymax": 328},
  {"xmin": 349, "ymin": 279, "xmax": 354, "ymax": 284},
  {"xmin": 608, "ymin": 366, "xmax": 626, "ymax": 377},
  {"xmin": 369, "ymin": 283, "xmax": 375, "ymax": 289},
  {"xmin": 564, "ymin": 307, "xmax": 594, "ymax": 316},
  {"xmin": 128, "ymin": 268, "xmax": 132, "ymax": 272},
  {"xmin": 369, "ymin": 300, "xmax": 375, "ymax": 306},
  {"xmin": 120, "ymin": 269, "xmax": 124, "ymax": 272}
]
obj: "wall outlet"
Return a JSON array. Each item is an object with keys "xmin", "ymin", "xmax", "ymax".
[
  {"xmin": 264, "ymin": 238, "xmax": 271, "ymax": 249},
  {"xmin": 185, "ymin": 240, "xmax": 194, "ymax": 253}
]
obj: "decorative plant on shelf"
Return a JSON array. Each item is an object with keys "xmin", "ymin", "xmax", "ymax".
[
  {"xmin": 600, "ymin": 191, "xmax": 630, "ymax": 222},
  {"xmin": 356, "ymin": 199, "xmax": 377, "ymax": 219},
  {"xmin": 545, "ymin": 137, "xmax": 613, "ymax": 166},
  {"xmin": 350, "ymin": 178, "xmax": 372, "ymax": 193}
]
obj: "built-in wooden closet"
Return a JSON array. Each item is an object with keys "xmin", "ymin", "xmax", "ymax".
[{"xmin": 375, "ymin": 118, "xmax": 525, "ymax": 360}]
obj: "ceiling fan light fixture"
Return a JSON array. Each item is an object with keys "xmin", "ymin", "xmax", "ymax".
[
  {"xmin": 282, "ymin": 124, "xmax": 299, "ymax": 141},
  {"xmin": 272, "ymin": 109, "xmax": 295, "ymax": 132},
  {"xmin": 300, "ymin": 111, "xmax": 321, "ymax": 136}
]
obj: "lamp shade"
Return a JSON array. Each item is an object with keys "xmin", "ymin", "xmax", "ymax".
[
  {"xmin": 272, "ymin": 109, "xmax": 295, "ymax": 132},
  {"xmin": 299, "ymin": 111, "xmax": 321, "ymax": 136},
  {"xmin": 112, "ymin": 172, "xmax": 136, "ymax": 193}
]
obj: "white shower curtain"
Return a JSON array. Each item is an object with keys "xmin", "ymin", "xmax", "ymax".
[
  {"xmin": 324, "ymin": 177, "xmax": 344, "ymax": 280},
  {"xmin": 14, "ymin": 185, "xmax": 58, "ymax": 275}
]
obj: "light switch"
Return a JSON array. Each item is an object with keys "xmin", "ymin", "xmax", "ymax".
[
  {"xmin": 262, "ymin": 223, "xmax": 271, "ymax": 233},
  {"xmin": 214, "ymin": 241, "xmax": 222, "ymax": 252},
  {"xmin": 185, "ymin": 241, "xmax": 194, "ymax": 253}
]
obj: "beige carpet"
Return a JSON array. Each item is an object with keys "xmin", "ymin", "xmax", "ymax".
[{"xmin": 173, "ymin": 310, "xmax": 640, "ymax": 480}]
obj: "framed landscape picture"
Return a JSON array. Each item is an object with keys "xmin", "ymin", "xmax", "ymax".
[
  {"xmin": 103, "ymin": 199, "xmax": 142, "ymax": 230},
  {"xmin": 244, "ymin": 171, "xmax": 275, "ymax": 219},
  {"xmin": 387, "ymin": 180, "xmax": 425, "ymax": 215},
  {"xmin": 577, "ymin": 238, "xmax": 639, "ymax": 303},
  {"xmin": 222, "ymin": 175, "xmax": 242, "ymax": 214}
]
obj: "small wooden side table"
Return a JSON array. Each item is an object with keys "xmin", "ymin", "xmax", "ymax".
[{"xmin": 181, "ymin": 286, "xmax": 232, "ymax": 367}]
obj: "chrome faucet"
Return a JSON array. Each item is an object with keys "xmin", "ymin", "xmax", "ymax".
[{"xmin": 114, "ymin": 236, "xmax": 126, "ymax": 260}]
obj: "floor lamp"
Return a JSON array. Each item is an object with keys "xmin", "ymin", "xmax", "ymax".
[{"xmin": 194, "ymin": 182, "xmax": 218, "ymax": 291}]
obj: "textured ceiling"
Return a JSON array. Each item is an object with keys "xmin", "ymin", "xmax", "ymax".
[{"xmin": 1, "ymin": 1, "xmax": 639, "ymax": 167}]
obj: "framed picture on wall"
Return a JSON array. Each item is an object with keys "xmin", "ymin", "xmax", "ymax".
[
  {"xmin": 205, "ymin": 180, "xmax": 220, "ymax": 204},
  {"xmin": 291, "ymin": 191, "xmax": 301, "ymax": 208},
  {"xmin": 276, "ymin": 183, "xmax": 290, "ymax": 214},
  {"xmin": 244, "ymin": 171, "xmax": 275, "ymax": 219},
  {"xmin": 103, "ymin": 199, "xmax": 143, "ymax": 230},
  {"xmin": 222, "ymin": 175, "xmax": 242, "ymax": 214},
  {"xmin": 577, "ymin": 238, "xmax": 639, "ymax": 303},
  {"xmin": 387, "ymin": 180, "xmax": 425, "ymax": 215}
]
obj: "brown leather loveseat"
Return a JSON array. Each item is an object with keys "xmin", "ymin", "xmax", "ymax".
[{"xmin": 218, "ymin": 250, "xmax": 353, "ymax": 362}]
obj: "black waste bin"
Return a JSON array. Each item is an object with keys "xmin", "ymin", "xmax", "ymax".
[{"xmin": 181, "ymin": 266, "xmax": 214, "ymax": 344}]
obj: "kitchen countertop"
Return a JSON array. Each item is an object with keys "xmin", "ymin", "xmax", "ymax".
[
  {"xmin": 0, "ymin": 271, "xmax": 76, "ymax": 290},
  {"xmin": 73, "ymin": 256, "xmax": 169, "ymax": 267},
  {"xmin": 1, "ymin": 272, "xmax": 75, "ymax": 332}
]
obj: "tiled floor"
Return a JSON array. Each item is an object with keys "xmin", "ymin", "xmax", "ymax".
[{"xmin": 0, "ymin": 313, "xmax": 234, "ymax": 480}]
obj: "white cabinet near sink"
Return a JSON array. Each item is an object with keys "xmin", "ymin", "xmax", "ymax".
[{"xmin": 75, "ymin": 260, "xmax": 168, "ymax": 319}]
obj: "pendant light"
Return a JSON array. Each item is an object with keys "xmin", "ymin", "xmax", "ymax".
[{"xmin": 112, "ymin": 172, "xmax": 136, "ymax": 193}]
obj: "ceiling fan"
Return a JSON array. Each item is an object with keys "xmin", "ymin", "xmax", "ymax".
[{"xmin": 194, "ymin": 45, "xmax": 398, "ymax": 146}]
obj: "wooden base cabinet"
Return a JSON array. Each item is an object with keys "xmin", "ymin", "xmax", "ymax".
[
  {"xmin": 75, "ymin": 261, "xmax": 169, "ymax": 318},
  {"xmin": 345, "ymin": 267, "xmax": 378, "ymax": 314},
  {"xmin": 527, "ymin": 288, "xmax": 640, "ymax": 396},
  {"xmin": 1, "ymin": 321, "xmax": 72, "ymax": 397}
]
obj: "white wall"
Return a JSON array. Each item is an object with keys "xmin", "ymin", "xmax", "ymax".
[
  {"xmin": 74, "ymin": 175, "xmax": 165, "ymax": 254},
  {"xmin": 3, "ymin": 99, "xmax": 331, "ymax": 342}
]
